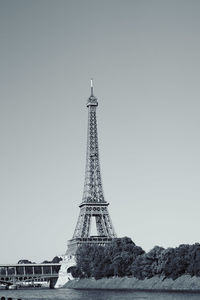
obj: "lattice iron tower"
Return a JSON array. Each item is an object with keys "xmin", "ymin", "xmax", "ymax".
[{"xmin": 67, "ymin": 80, "xmax": 116, "ymax": 254}]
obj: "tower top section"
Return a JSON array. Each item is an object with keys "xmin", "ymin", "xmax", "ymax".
[{"xmin": 87, "ymin": 78, "xmax": 98, "ymax": 107}]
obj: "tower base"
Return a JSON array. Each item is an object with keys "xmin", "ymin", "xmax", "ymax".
[
  {"xmin": 67, "ymin": 236, "xmax": 115, "ymax": 256},
  {"xmin": 54, "ymin": 255, "xmax": 76, "ymax": 288}
]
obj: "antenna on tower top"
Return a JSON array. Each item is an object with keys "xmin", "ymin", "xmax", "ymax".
[{"xmin": 90, "ymin": 78, "xmax": 94, "ymax": 96}]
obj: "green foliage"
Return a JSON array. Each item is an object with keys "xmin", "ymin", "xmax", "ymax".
[
  {"xmin": 75, "ymin": 237, "xmax": 144, "ymax": 279},
  {"xmin": 41, "ymin": 256, "xmax": 62, "ymax": 264},
  {"xmin": 51, "ymin": 256, "xmax": 62, "ymax": 263},
  {"xmin": 74, "ymin": 239, "xmax": 200, "ymax": 280},
  {"xmin": 131, "ymin": 246, "xmax": 165, "ymax": 279},
  {"xmin": 18, "ymin": 259, "xmax": 33, "ymax": 264},
  {"xmin": 186, "ymin": 244, "xmax": 200, "ymax": 276},
  {"xmin": 132, "ymin": 243, "xmax": 200, "ymax": 280},
  {"xmin": 67, "ymin": 266, "xmax": 82, "ymax": 278},
  {"xmin": 76, "ymin": 244, "xmax": 105, "ymax": 278},
  {"xmin": 106, "ymin": 237, "xmax": 145, "ymax": 277}
]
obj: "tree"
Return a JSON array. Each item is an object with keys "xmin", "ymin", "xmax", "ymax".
[
  {"xmin": 187, "ymin": 243, "xmax": 200, "ymax": 277},
  {"xmin": 75, "ymin": 237, "xmax": 144, "ymax": 279},
  {"xmin": 131, "ymin": 246, "xmax": 164, "ymax": 279}
]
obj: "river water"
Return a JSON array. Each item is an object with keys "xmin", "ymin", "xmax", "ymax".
[{"xmin": 0, "ymin": 289, "xmax": 200, "ymax": 300}]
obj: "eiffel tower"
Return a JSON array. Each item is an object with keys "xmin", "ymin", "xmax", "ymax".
[{"xmin": 67, "ymin": 80, "xmax": 116, "ymax": 255}]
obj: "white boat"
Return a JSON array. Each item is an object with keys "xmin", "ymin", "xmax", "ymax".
[
  {"xmin": 8, "ymin": 284, "xmax": 17, "ymax": 290},
  {"xmin": 0, "ymin": 285, "xmax": 6, "ymax": 290}
]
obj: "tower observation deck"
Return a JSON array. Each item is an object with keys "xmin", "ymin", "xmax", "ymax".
[{"xmin": 67, "ymin": 80, "xmax": 116, "ymax": 255}]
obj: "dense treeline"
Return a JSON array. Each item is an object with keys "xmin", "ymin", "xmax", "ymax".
[
  {"xmin": 17, "ymin": 256, "xmax": 62, "ymax": 264},
  {"xmin": 68, "ymin": 237, "xmax": 200, "ymax": 280},
  {"xmin": 68, "ymin": 237, "xmax": 144, "ymax": 279}
]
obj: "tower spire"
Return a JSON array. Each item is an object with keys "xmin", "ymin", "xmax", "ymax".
[{"xmin": 90, "ymin": 78, "xmax": 94, "ymax": 96}]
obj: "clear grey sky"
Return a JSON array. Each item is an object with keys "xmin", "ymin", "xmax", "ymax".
[{"xmin": 1, "ymin": 0, "xmax": 200, "ymax": 263}]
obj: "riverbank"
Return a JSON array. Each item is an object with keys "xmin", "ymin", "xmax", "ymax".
[{"xmin": 64, "ymin": 275, "xmax": 200, "ymax": 291}]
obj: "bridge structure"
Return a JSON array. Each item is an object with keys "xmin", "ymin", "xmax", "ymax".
[{"xmin": 0, "ymin": 263, "xmax": 61, "ymax": 288}]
